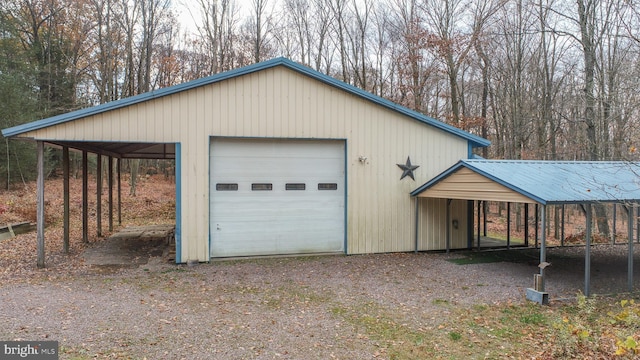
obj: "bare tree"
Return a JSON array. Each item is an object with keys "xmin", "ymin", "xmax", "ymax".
[{"xmin": 196, "ymin": 0, "xmax": 240, "ymax": 74}]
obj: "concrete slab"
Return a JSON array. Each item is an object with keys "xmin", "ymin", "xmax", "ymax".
[{"xmin": 83, "ymin": 224, "xmax": 174, "ymax": 268}]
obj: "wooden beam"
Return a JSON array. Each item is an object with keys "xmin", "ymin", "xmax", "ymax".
[
  {"xmin": 0, "ymin": 222, "xmax": 35, "ymax": 240},
  {"xmin": 82, "ymin": 150, "xmax": 88, "ymax": 243},
  {"xmin": 96, "ymin": 154, "xmax": 102, "ymax": 237},
  {"xmin": 63, "ymin": 146, "xmax": 70, "ymax": 253},
  {"xmin": 36, "ymin": 141, "xmax": 45, "ymax": 268}
]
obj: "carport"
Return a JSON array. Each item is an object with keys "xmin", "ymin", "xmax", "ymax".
[
  {"xmin": 6, "ymin": 138, "xmax": 176, "ymax": 268},
  {"xmin": 411, "ymin": 159, "xmax": 640, "ymax": 298}
]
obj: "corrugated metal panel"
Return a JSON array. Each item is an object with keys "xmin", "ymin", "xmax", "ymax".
[
  {"xmin": 11, "ymin": 65, "xmax": 473, "ymax": 261},
  {"xmin": 464, "ymin": 160, "xmax": 640, "ymax": 204},
  {"xmin": 415, "ymin": 160, "xmax": 640, "ymax": 205},
  {"xmin": 3, "ymin": 57, "xmax": 490, "ymax": 147},
  {"xmin": 418, "ymin": 198, "xmax": 468, "ymax": 251}
]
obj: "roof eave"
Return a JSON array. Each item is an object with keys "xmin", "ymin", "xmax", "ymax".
[
  {"xmin": 411, "ymin": 160, "xmax": 546, "ymax": 204},
  {"xmin": 2, "ymin": 57, "xmax": 490, "ymax": 148}
]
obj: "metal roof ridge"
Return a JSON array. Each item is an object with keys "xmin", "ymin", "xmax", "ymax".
[
  {"xmin": 462, "ymin": 159, "xmax": 638, "ymax": 165},
  {"xmin": 2, "ymin": 56, "xmax": 490, "ymax": 148}
]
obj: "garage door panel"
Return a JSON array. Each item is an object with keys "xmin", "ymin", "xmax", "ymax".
[{"xmin": 210, "ymin": 138, "xmax": 345, "ymax": 257}]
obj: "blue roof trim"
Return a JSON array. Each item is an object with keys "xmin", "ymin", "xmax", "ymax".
[
  {"xmin": 410, "ymin": 160, "xmax": 547, "ymax": 204},
  {"xmin": 413, "ymin": 159, "xmax": 640, "ymax": 204},
  {"xmin": 458, "ymin": 161, "xmax": 548, "ymax": 204},
  {"xmin": 2, "ymin": 57, "xmax": 490, "ymax": 148}
]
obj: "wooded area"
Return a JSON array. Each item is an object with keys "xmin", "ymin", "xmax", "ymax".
[{"xmin": 1, "ymin": 1, "xmax": 639, "ymax": 204}]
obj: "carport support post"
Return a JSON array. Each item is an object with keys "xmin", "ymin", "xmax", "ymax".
[
  {"xmin": 539, "ymin": 204, "xmax": 546, "ymax": 285},
  {"xmin": 535, "ymin": 204, "xmax": 539, "ymax": 248},
  {"xmin": 63, "ymin": 146, "xmax": 69, "ymax": 253},
  {"xmin": 414, "ymin": 197, "xmax": 419, "ymax": 253},
  {"xmin": 97, "ymin": 154, "xmax": 102, "ymax": 237},
  {"xmin": 477, "ymin": 200, "xmax": 481, "ymax": 250},
  {"xmin": 108, "ymin": 156, "xmax": 113, "ymax": 232},
  {"xmin": 446, "ymin": 199, "xmax": 451, "ymax": 253},
  {"xmin": 117, "ymin": 158, "xmax": 122, "ymax": 225},
  {"xmin": 82, "ymin": 150, "xmax": 88, "ymax": 243},
  {"xmin": 507, "ymin": 202, "xmax": 511, "ymax": 249},
  {"xmin": 36, "ymin": 141, "xmax": 45, "ymax": 268},
  {"xmin": 628, "ymin": 205, "xmax": 634, "ymax": 292},
  {"xmin": 585, "ymin": 203, "xmax": 592, "ymax": 297},
  {"xmin": 524, "ymin": 204, "xmax": 529, "ymax": 247},
  {"xmin": 561, "ymin": 205, "xmax": 565, "ymax": 246}
]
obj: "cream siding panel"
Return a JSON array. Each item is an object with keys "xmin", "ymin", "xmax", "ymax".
[
  {"xmin": 416, "ymin": 198, "xmax": 468, "ymax": 250},
  {"xmin": 18, "ymin": 66, "xmax": 474, "ymax": 260},
  {"xmin": 418, "ymin": 198, "xmax": 446, "ymax": 250},
  {"xmin": 419, "ymin": 168, "xmax": 536, "ymax": 204},
  {"xmin": 449, "ymin": 199, "xmax": 470, "ymax": 248}
]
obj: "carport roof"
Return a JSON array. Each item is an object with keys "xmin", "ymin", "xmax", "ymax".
[{"xmin": 411, "ymin": 159, "xmax": 640, "ymax": 205}]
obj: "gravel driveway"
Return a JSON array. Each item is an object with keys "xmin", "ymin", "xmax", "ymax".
[{"xmin": 0, "ymin": 244, "xmax": 639, "ymax": 359}]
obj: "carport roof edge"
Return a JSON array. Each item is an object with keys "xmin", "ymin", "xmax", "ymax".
[
  {"xmin": 411, "ymin": 159, "xmax": 640, "ymax": 205},
  {"xmin": 1, "ymin": 57, "xmax": 490, "ymax": 148}
]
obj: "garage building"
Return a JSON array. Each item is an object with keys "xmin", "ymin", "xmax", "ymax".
[{"xmin": 2, "ymin": 57, "xmax": 489, "ymax": 263}]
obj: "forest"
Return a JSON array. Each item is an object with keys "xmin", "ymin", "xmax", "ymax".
[{"xmin": 1, "ymin": 0, "xmax": 640, "ymax": 186}]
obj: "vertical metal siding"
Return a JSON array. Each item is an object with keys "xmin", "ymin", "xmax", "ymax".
[{"xmin": 20, "ymin": 66, "xmax": 470, "ymax": 260}]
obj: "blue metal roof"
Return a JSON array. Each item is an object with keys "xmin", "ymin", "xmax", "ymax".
[
  {"xmin": 411, "ymin": 159, "xmax": 640, "ymax": 204},
  {"xmin": 1, "ymin": 57, "xmax": 490, "ymax": 148}
]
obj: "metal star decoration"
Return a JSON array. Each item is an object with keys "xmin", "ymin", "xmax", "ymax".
[{"xmin": 397, "ymin": 156, "xmax": 419, "ymax": 180}]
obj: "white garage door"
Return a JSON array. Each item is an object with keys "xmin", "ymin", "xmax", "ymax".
[{"xmin": 210, "ymin": 138, "xmax": 345, "ymax": 257}]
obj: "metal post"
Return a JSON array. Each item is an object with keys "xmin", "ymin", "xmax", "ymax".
[
  {"xmin": 82, "ymin": 150, "xmax": 88, "ymax": 243},
  {"xmin": 540, "ymin": 204, "xmax": 546, "ymax": 284},
  {"xmin": 585, "ymin": 204, "xmax": 592, "ymax": 297},
  {"xmin": 524, "ymin": 203, "xmax": 529, "ymax": 246},
  {"xmin": 507, "ymin": 202, "xmax": 511, "ymax": 249},
  {"xmin": 483, "ymin": 201, "xmax": 487, "ymax": 237},
  {"xmin": 36, "ymin": 141, "xmax": 45, "ymax": 268},
  {"xmin": 612, "ymin": 204, "xmax": 617, "ymax": 244},
  {"xmin": 414, "ymin": 197, "xmax": 419, "ymax": 253},
  {"xmin": 628, "ymin": 205, "xmax": 634, "ymax": 292},
  {"xmin": 477, "ymin": 200, "xmax": 481, "ymax": 250},
  {"xmin": 535, "ymin": 204, "xmax": 539, "ymax": 248},
  {"xmin": 446, "ymin": 199, "xmax": 451, "ymax": 253},
  {"xmin": 96, "ymin": 154, "xmax": 102, "ymax": 237},
  {"xmin": 561, "ymin": 204, "xmax": 565, "ymax": 246},
  {"xmin": 117, "ymin": 158, "xmax": 122, "ymax": 225},
  {"xmin": 62, "ymin": 146, "xmax": 69, "ymax": 253},
  {"xmin": 108, "ymin": 156, "xmax": 113, "ymax": 231}
]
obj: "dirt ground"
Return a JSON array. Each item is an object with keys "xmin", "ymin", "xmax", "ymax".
[
  {"xmin": 0, "ymin": 177, "xmax": 639, "ymax": 358},
  {"xmin": 0, "ymin": 239, "xmax": 638, "ymax": 359}
]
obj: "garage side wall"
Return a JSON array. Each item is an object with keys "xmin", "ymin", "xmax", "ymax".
[
  {"xmin": 417, "ymin": 198, "xmax": 468, "ymax": 251},
  {"xmin": 21, "ymin": 66, "xmax": 470, "ymax": 260}
]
